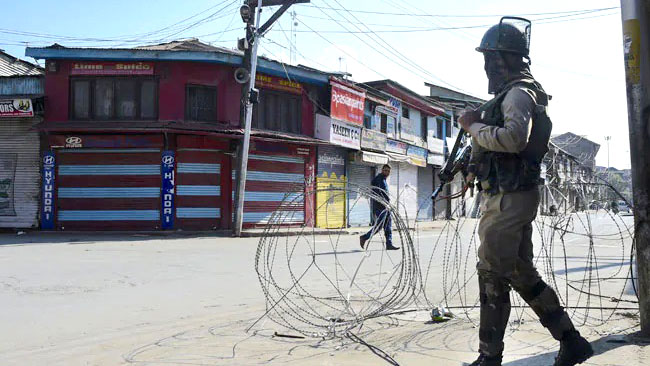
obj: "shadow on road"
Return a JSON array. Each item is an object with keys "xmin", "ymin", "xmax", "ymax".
[
  {"xmin": 503, "ymin": 333, "xmax": 649, "ymax": 366},
  {"xmin": 0, "ymin": 230, "xmax": 233, "ymax": 246}
]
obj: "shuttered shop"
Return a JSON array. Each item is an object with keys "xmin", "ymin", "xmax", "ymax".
[
  {"xmin": 0, "ymin": 119, "xmax": 40, "ymax": 228},
  {"xmin": 316, "ymin": 145, "xmax": 346, "ymax": 229},
  {"xmin": 347, "ymin": 163, "xmax": 372, "ymax": 226},
  {"xmin": 398, "ymin": 163, "xmax": 418, "ymax": 225},
  {"xmin": 56, "ymin": 148, "xmax": 161, "ymax": 230},
  {"xmin": 175, "ymin": 149, "xmax": 226, "ymax": 230},
  {"xmin": 235, "ymin": 153, "xmax": 306, "ymax": 227},
  {"xmin": 417, "ymin": 166, "xmax": 433, "ymax": 221}
]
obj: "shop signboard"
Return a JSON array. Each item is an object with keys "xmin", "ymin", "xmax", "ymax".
[
  {"xmin": 386, "ymin": 138, "xmax": 407, "ymax": 155},
  {"xmin": 255, "ymin": 73, "xmax": 303, "ymax": 94},
  {"xmin": 161, "ymin": 151, "xmax": 175, "ymax": 230},
  {"xmin": 400, "ymin": 116, "xmax": 417, "ymax": 142},
  {"xmin": 330, "ymin": 80, "xmax": 365, "ymax": 125},
  {"xmin": 40, "ymin": 152, "xmax": 55, "ymax": 230},
  {"xmin": 427, "ymin": 137, "xmax": 444, "ymax": 155},
  {"xmin": 0, "ymin": 99, "xmax": 33, "ymax": 118},
  {"xmin": 427, "ymin": 153, "xmax": 445, "ymax": 166},
  {"xmin": 71, "ymin": 61, "xmax": 154, "ymax": 75},
  {"xmin": 315, "ymin": 114, "xmax": 361, "ymax": 150},
  {"xmin": 407, "ymin": 145, "xmax": 428, "ymax": 167},
  {"xmin": 361, "ymin": 128, "xmax": 387, "ymax": 152}
]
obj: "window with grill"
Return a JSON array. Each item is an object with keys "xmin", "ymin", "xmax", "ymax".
[
  {"xmin": 71, "ymin": 78, "xmax": 157, "ymax": 120},
  {"xmin": 252, "ymin": 90, "xmax": 302, "ymax": 134},
  {"xmin": 186, "ymin": 85, "xmax": 217, "ymax": 122}
]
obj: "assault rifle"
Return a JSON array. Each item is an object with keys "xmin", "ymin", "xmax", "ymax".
[{"xmin": 431, "ymin": 128, "xmax": 471, "ymax": 201}]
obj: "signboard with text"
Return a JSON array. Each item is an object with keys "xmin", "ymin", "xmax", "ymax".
[
  {"xmin": 255, "ymin": 73, "xmax": 303, "ymax": 94},
  {"xmin": 330, "ymin": 80, "xmax": 365, "ymax": 126},
  {"xmin": 71, "ymin": 61, "xmax": 154, "ymax": 75},
  {"xmin": 361, "ymin": 128, "xmax": 387, "ymax": 152},
  {"xmin": 315, "ymin": 114, "xmax": 361, "ymax": 150},
  {"xmin": 386, "ymin": 139, "xmax": 407, "ymax": 155},
  {"xmin": 161, "ymin": 151, "xmax": 175, "ymax": 230},
  {"xmin": 41, "ymin": 152, "xmax": 56, "ymax": 230},
  {"xmin": 0, "ymin": 99, "xmax": 33, "ymax": 118},
  {"xmin": 407, "ymin": 145, "xmax": 428, "ymax": 167},
  {"xmin": 400, "ymin": 117, "xmax": 417, "ymax": 142}
]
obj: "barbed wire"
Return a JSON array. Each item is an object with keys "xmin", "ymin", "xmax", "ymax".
[{"xmin": 250, "ymin": 175, "xmax": 637, "ymax": 365}]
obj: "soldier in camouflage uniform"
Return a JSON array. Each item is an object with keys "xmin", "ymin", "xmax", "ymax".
[{"xmin": 457, "ymin": 18, "xmax": 593, "ymax": 366}]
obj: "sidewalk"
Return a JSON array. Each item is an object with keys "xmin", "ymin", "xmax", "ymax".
[
  {"xmin": 240, "ymin": 219, "xmax": 450, "ymax": 237},
  {"xmin": 1, "ymin": 220, "xmax": 452, "ymax": 239}
]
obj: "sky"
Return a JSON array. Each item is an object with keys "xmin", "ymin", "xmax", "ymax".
[{"xmin": 1, "ymin": 0, "xmax": 630, "ymax": 169}]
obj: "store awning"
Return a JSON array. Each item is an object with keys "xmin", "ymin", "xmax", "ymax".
[
  {"xmin": 386, "ymin": 152, "xmax": 409, "ymax": 163},
  {"xmin": 361, "ymin": 151, "xmax": 389, "ymax": 165}
]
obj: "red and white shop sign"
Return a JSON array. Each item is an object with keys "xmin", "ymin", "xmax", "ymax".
[
  {"xmin": 330, "ymin": 81, "xmax": 365, "ymax": 126},
  {"xmin": 0, "ymin": 99, "xmax": 33, "ymax": 117},
  {"xmin": 71, "ymin": 62, "xmax": 154, "ymax": 75}
]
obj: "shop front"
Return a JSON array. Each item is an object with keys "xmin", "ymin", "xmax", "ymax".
[
  {"xmin": 43, "ymin": 134, "xmax": 165, "ymax": 230},
  {"xmin": 315, "ymin": 145, "xmax": 346, "ymax": 229},
  {"xmin": 314, "ymin": 79, "xmax": 366, "ymax": 228},
  {"xmin": 314, "ymin": 114, "xmax": 360, "ymax": 228},
  {"xmin": 347, "ymin": 128, "xmax": 388, "ymax": 227},
  {"xmin": 0, "ymin": 97, "xmax": 42, "ymax": 228},
  {"xmin": 235, "ymin": 140, "xmax": 314, "ymax": 228}
]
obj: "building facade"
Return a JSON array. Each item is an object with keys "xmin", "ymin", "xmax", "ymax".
[
  {"xmin": 0, "ymin": 51, "xmax": 44, "ymax": 228},
  {"xmin": 26, "ymin": 40, "xmax": 332, "ymax": 231}
]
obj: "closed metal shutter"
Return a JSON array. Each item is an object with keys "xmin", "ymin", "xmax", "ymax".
[
  {"xmin": 0, "ymin": 119, "xmax": 39, "ymax": 228},
  {"xmin": 175, "ymin": 149, "xmax": 224, "ymax": 230},
  {"xmin": 56, "ymin": 148, "xmax": 161, "ymax": 230},
  {"xmin": 316, "ymin": 145, "xmax": 346, "ymax": 229},
  {"xmin": 347, "ymin": 163, "xmax": 372, "ymax": 227},
  {"xmin": 398, "ymin": 163, "xmax": 418, "ymax": 224},
  {"xmin": 234, "ymin": 153, "xmax": 305, "ymax": 227},
  {"xmin": 417, "ymin": 167, "xmax": 433, "ymax": 221}
]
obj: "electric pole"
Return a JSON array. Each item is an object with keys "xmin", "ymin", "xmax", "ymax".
[
  {"xmin": 605, "ymin": 135, "xmax": 611, "ymax": 170},
  {"xmin": 233, "ymin": 0, "xmax": 310, "ymax": 237},
  {"xmin": 620, "ymin": 0, "xmax": 650, "ymax": 336}
]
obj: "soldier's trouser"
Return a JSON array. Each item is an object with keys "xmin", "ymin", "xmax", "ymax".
[{"xmin": 476, "ymin": 189, "xmax": 575, "ymax": 357}]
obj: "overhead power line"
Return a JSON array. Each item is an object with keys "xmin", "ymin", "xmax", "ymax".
[{"xmin": 303, "ymin": 4, "xmax": 619, "ymax": 18}]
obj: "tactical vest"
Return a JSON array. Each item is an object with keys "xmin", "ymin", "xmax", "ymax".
[{"xmin": 475, "ymin": 78, "xmax": 553, "ymax": 194}]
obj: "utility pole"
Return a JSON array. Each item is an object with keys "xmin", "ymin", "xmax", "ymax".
[
  {"xmin": 605, "ymin": 135, "xmax": 612, "ymax": 169},
  {"xmin": 233, "ymin": 0, "xmax": 309, "ymax": 237},
  {"xmin": 620, "ymin": 0, "xmax": 650, "ymax": 336}
]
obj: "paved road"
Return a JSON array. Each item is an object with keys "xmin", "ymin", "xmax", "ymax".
[{"xmin": 0, "ymin": 213, "xmax": 646, "ymax": 365}]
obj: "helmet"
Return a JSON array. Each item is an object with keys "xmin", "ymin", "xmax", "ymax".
[{"xmin": 476, "ymin": 17, "xmax": 531, "ymax": 56}]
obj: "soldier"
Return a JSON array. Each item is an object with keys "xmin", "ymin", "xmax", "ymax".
[{"xmin": 457, "ymin": 18, "xmax": 593, "ymax": 366}]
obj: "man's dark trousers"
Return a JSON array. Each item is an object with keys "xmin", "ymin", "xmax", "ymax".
[{"xmin": 360, "ymin": 208, "xmax": 393, "ymax": 247}]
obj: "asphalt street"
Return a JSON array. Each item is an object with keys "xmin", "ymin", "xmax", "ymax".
[{"xmin": 0, "ymin": 212, "xmax": 647, "ymax": 365}]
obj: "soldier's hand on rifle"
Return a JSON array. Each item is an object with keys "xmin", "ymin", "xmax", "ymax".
[{"xmin": 458, "ymin": 108, "xmax": 481, "ymax": 130}]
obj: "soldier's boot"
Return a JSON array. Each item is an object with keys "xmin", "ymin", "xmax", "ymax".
[
  {"xmin": 553, "ymin": 330, "xmax": 593, "ymax": 366},
  {"xmin": 466, "ymin": 274, "xmax": 510, "ymax": 366},
  {"xmin": 464, "ymin": 352, "xmax": 502, "ymax": 366},
  {"xmin": 515, "ymin": 281, "xmax": 592, "ymax": 366}
]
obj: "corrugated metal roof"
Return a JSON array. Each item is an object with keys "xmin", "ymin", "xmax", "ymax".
[
  {"xmin": 0, "ymin": 51, "xmax": 43, "ymax": 77},
  {"xmin": 135, "ymin": 38, "xmax": 239, "ymax": 54}
]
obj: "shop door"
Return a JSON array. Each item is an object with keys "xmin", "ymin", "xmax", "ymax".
[
  {"xmin": 417, "ymin": 166, "xmax": 434, "ymax": 221},
  {"xmin": 398, "ymin": 163, "xmax": 418, "ymax": 224},
  {"xmin": 56, "ymin": 148, "xmax": 161, "ymax": 230},
  {"xmin": 0, "ymin": 119, "xmax": 39, "ymax": 228},
  {"xmin": 175, "ymin": 149, "xmax": 225, "ymax": 230},
  {"xmin": 347, "ymin": 163, "xmax": 372, "ymax": 227},
  {"xmin": 238, "ymin": 154, "xmax": 305, "ymax": 227}
]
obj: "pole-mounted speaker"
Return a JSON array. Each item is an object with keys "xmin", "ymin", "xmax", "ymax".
[{"xmin": 234, "ymin": 67, "xmax": 251, "ymax": 84}]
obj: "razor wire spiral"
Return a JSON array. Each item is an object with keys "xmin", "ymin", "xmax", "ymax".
[{"xmin": 253, "ymin": 178, "xmax": 638, "ymax": 340}]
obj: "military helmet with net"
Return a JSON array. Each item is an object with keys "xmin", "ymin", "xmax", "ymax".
[{"xmin": 476, "ymin": 17, "xmax": 531, "ymax": 56}]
